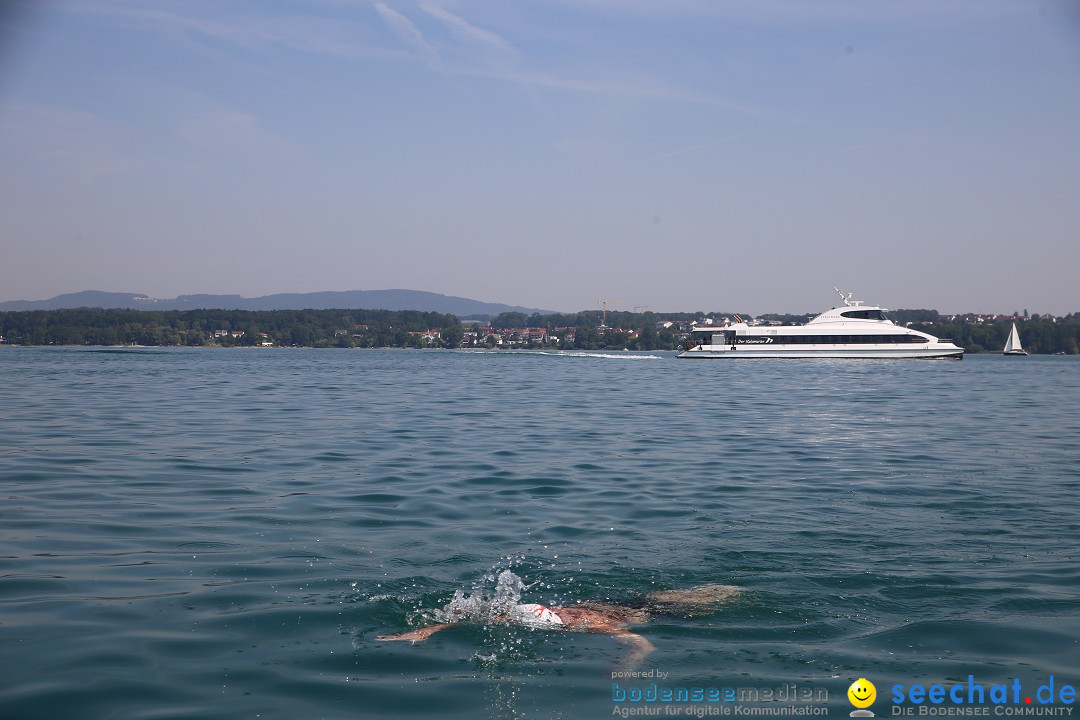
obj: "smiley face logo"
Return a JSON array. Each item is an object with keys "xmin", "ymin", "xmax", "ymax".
[{"xmin": 848, "ymin": 678, "xmax": 876, "ymax": 709}]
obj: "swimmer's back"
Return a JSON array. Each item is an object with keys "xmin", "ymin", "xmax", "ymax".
[{"xmin": 555, "ymin": 604, "xmax": 649, "ymax": 631}]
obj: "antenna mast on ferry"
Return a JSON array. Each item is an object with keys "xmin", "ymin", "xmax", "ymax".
[{"xmin": 833, "ymin": 286, "xmax": 859, "ymax": 307}]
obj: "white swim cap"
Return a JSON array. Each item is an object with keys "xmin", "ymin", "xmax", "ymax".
[{"xmin": 515, "ymin": 603, "xmax": 564, "ymax": 626}]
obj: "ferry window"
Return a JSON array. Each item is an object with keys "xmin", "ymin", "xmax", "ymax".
[{"xmin": 841, "ymin": 310, "xmax": 889, "ymax": 321}]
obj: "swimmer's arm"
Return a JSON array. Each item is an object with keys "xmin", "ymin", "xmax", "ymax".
[
  {"xmin": 376, "ymin": 623, "xmax": 456, "ymax": 643},
  {"xmin": 609, "ymin": 629, "xmax": 656, "ymax": 666}
]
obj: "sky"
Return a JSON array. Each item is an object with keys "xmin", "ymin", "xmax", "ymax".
[{"xmin": 1, "ymin": 0, "xmax": 1078, "ymax": 315}]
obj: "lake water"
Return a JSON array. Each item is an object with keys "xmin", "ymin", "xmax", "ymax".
[{"xmin": 1, "ymin": 348, "xmax": 1078, "ymax": 719}]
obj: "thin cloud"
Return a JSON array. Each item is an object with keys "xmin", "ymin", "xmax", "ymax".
[
  {"xmin": 417, "ymin": 2, "xmax": 517, "ymax": 59},
  {"xmin": 63, "ymin": 1, "xmax": 763, "ymax": 116},
  {"xmin": 373, "ymin": 2, "xmax": 439, "ymax": 65},
  {"xmin": 547, "ymin": 0, "xmax": 1025, "ymax": 24},
  {"xmin": 68, "ymin": 1, "xmax": 405, "ymax": 62}
]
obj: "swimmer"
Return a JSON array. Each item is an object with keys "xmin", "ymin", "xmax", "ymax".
[{"xmin": 377, "ymin": 582, "xmax": 740, "ymax": 663}]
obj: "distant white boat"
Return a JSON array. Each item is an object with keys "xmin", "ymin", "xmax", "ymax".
[{"xmin": 1003, "ymin": 323, "xmax": 1028, "ymax": 356}]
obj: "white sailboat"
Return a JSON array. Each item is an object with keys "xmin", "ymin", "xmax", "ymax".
[{"xmin": 1003, "ymin": 322, "xmax": 1028, "ymax": 356}]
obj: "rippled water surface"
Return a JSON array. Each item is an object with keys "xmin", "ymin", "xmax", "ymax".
[{"xmin": 2, "ymin": 348, "xmax": 1078, "ymax": 719}]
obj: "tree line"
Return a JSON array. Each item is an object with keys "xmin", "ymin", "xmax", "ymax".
[
  {"xmin": 0, "ymin": 308, "xmax": 461, "ymax": 348},
  {"xmin": 887, "ymin": 310, "xmax": 1079, "ymax": 355},
  {"xmin": 1, "ymin": 307, "xmax": 1078, "ymax": 353}
]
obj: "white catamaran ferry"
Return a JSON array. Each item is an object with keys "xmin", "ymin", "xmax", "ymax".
[{"xmin": 678, "ymin": 289, "xmax": 964, "ymax": 360}]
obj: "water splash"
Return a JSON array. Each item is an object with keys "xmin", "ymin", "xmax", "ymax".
[{"xmin": 433, "ymin": 569, "xmax": 527, "ymax": 624}]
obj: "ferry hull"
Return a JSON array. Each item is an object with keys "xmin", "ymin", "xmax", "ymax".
[{"xmin": 678, "ymin": 346, "xmax": 964, "ymax": 360}]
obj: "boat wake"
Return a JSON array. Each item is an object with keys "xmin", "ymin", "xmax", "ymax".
[{"xmin": 461, "ymin": 349, "xmax": 663, "ymax": 360}]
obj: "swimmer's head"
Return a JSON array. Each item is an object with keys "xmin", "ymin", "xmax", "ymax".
[{"xmin": 515, "ymin": 603, "xmax": 564, "ymax": 626}]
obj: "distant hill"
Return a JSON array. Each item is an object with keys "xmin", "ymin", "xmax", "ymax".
[{"xmin": 0, "ymin": 290, "xmax": 556, "ymax": 317}]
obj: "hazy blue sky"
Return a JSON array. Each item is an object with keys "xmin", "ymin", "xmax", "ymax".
[{"xmin": 1, "ymin": 1, "xmax": 1078, "ymax": 315}]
